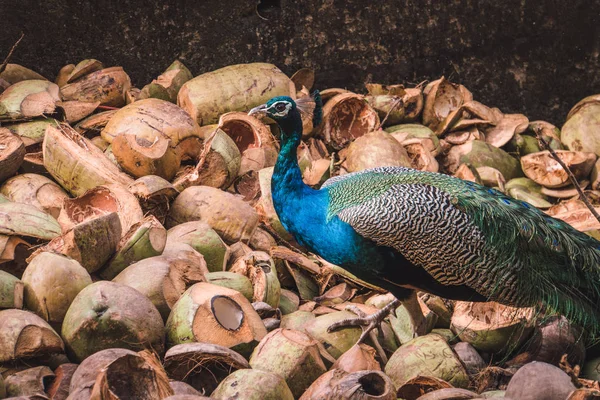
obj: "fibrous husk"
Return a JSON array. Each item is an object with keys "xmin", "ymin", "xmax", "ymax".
[
  {"xmin": 100, "ymin": 215, "xmax": 167, "ymax": 280},
  {"xmin": 211, "ymin": 368, "xmax": 294, "ymax": 400},
  {"xmin": 66, "ymin": 59, "xmax": 104, "ymax": 84},
  {"xmin": 279, "ymin": 289, "xmax": 300, "ymax": 315},
  {"xmin": 165, "ymin": 221, "xmax": 229, "ymax": 273},
  {"xmin": 450, "ymin": 301, "xmax": 534, "ymax": 354},
  {"xmin": 0, "ymin": 235, "xmax": 32, "ymax": 278},
  {"xmin": 61, "ymin": 281, "xmax": 165, "ymax": 362},
  {"xmin": 166, "ymin": 186, "xmax": 258, "ymax": 244},
  {"xmin": 74, "ymin": 110, "xmax": 117, "ymax": 136},
  {"xmin": 113, "ymin": 133, "xmax": 180, "ymax": 180},
  {"xmin": 0, "ymin": 80, "xmax": 60, "ymax": 121},
  {"xmin": 164, "ymin": 342, "xmax": 249, "ymax": 395},
  {"xmin": 520, "ymin": 150, "xmax": 596, "ymax": 188},
  {"xmin": 396, "ymin": 376, "xmax": 457, "ymax": 400},
  {"xmin": 299, "ymin": 369, "xmax": 396, "ymax": 400},
  {"xmin": 229, "ymin": 251, "xmax": 281, "ymax": 308},
  {"xmin": 405, "ymin": 141, "xmax": 439, "ymax": 172},
  {"xmin": 317, "ymin": 93, "xmax": 380, "ymax": 150},
  {"xmin": 561, "ymin": 101, "xmax": 600, "ymax": 156},
  {"xmin": 60, "ymin": 66, "xmax": 131, "ymax": 107},
  {"xmin": 527, "ymin": 120, "xmax": 563, "ymax": 149},
  {"xmin": 56, "ymin": 100, "xmax": 99, "ymax": 124},
  {"xmin": 238, "ymin": 146, "xmax": 279, "ymax": 177},
  {"xmin": 504, "ymin": 361, "xmax": 576, "ymax": 400},
  {"xmin": 22, "ymin": 252, "xmax": 91, "ymax": 325},
  {"xmin": 384, "ymin": 333, "xmax": 469, "ymax": 389},
  {"xmin": 165, "ymin": 282, "xmax": 267, "ymax": 356},
  {"xmin": 545, "ymin": 198, "xmax": 600, "ymax": 232},
  {"xmin": 291, "ymin": 68, "xmax": 315, "ymax": 92},
  {"xmin": 219, "ymin": 112, "xmax": 277, "ymax": 154},
  {"xmin": 314, "ymin": 283, "xmax": 356, "ymax": 306},
  {"xmin": 5, "ymin": 118, "xmax": 58, "ymax": 148},
  {"xmin": 332, "ymin": 343, "xmax": 380, "ymax": 373},
  {"xmin": 388, "ymin": 295, "xmax": 437, "ymax": 345},
  {"xmin": 4, "ymin": 366, "xmax": 54, "ymax": 398},
  {"xmin": 484, "ymin": 114, "xmax": 529, "ymax": 148},
  {"xmin": 254, "ymin": 167, "xmax": 294, "ymax": 241},
  {"xmin": 205, "ymin": 271, "xmax": 254, "ymax": 302},
  {"xmin": 0, "ymin": 309, "xmax": 64, "ymax": 363},
  {"xmin": 366, "ymin": 87, "xmax": 424, "ymax": 126},
  {"xmin": 55, "ymin": 64, "xmax": 75, "ymax": 88},
  {"xmin": 0, "ymin": 201, "xmax": 62, "ymax": 240},
  {"xmin": 127, "ymin": 175, "xmax": 178, "ymax": 224},
  {"xmin": 541, "ymin": 180, "xmax": 589, "ymax": 198},
  {"xmin": 505, "ymin": 177, "xmax": 553, "ymax": 209},
  {"xmin": 303, "ymin": 311, "xmax": 362, "ymax": 359},
  {"xmin": 178, "ymin": 63, "xmax": 295, "ymax": 126},
  {"xmin": 45, "ymin": 363, "xmax": 77, "ymax": 400},
  {"xmin": 169, "ymin": 381, "xmax": 202, "ymax": 396},
  {"xmin": 249, "ymin": 328, "xmax": 327, "ymax": 398},
  {"xmin": 420, "ymin": 294, "xmax": 453, "ymax": 329},
  {"xmin": 386, "ymin": 123, "xmax": 440, "ymax": 156},
  {"xmin": 344, "ymin": 130, "xmax": 412, "ymax": 172},
  {"xmin": 139, "ymin": 60, "xmax": 193, "ymax": 103},
  {"xmin": 0, "ymin": 129, "xmax": 26, "ymax": 184},
  {"xmin": 0, "ymin": 173, "xmax": 69, "ymax": 219},
  {"xmin": 0, "ymin": 64, "xmax": 47, "ymax": 85},
  {"xmin": 0, "ymin": 270, "xmax": 23, "ymax": 309},
  {"xmin": 412, "ymin": 387, "xmax": 480, "ymax": 400},
  {"xmin": 423, "ymin": 77, "xmax": 472, "ymax": 133},
  {"xmin": 15, "ymin": 151, "xmax": 46, "ymax": 177},
  {"xmin": 42, "ymin": 124, "xmax": 134, "ymax": 197},
  {"xmin": 281, "ymin": 310, "xmax": 316, "ymax": 332},
  {"xmin": 567, "ymin": 388, "xmax": 600, "ymax": 400},
  {"xmin": 112, "ymin": 254, "xmax": 207, "ymax": 321},
  {"xmin": 443, "ymin": 140, "xmax": 523, "ymax": 180}
]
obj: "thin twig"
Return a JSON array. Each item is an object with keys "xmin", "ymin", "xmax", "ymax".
[
  {"xmin": 0, "ymin": 33, "xmax": 25, "ymax": 75},
  {"xmin": 377, "ymin": 97, "xmax": 403, "ymax": 130},
  {"xmin": 535, "ymin": 128, "xmax": 600, "ymax": 223}
]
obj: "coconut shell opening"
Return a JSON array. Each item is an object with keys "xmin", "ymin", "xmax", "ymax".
[
  {"xmin": 211, "ymin": 295, "xmax": 245, "ymax": 331},
  {"xmin": 358, "ymin": 372, "xmax": 387, "ymax": 396}
]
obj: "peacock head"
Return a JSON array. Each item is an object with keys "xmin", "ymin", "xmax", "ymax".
[{"xmin": 248, "ymin": 96, "xmax": 297, "ymax": 122}]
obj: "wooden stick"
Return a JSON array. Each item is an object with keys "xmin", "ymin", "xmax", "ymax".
[
  {"xmin": 0, "ymin": 33, "xmax": 25, "ymax": 75},
  {"xmin": 534, "ymin": 128, "xmax": 600, "ymax": 223}
]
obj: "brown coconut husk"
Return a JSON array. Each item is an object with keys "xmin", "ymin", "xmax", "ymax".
[
  {"xmin": 0, "ymin": 173, "xmax": 69, "ymax": 219},
  {"xmin": 211, "ymin": 368, "xmax": 294, "ymax": 400},
  {"xmin": 314, "ymin": 283, "xmax": 356, "ymax": 306},
  {"xmin": 484, "ymin": 113, "xmax": 529, "ymax": 148},
  {"xmin": 300, "ymin": 369, "xmax": 396, "ymax": 400},
  {"xmin": 4, "ymin": 366, "xmax": 54, "ymax": 398},
  {"xmin": 128, "ymin": 175, "xmax": 179, "ymax": 224},
  {"xmin": 395, "ymin": 376, "xmax": 456, "ymax": 400},
  {"xmin": 0, "ymin": 129, "xmax": 25, "ymax": 184},
  {"xmin": 0, "ymin": 235, "xmax": 32, "ymax": 278},
  {"xmin": 317, "ymin": 93, "xmax": 380, "ymax": 150},
  {"xmin": 56, "ymin": 100, "xmax": 99, "ymax": 124},
  {"xmin": 60, "ymin": 66, "xmax": 131, "ymax": 107},
  {"xmin": 0, "ymin": 201, "xmax": 62, "ymax": 240},
  {"xmin": 45, "ymin": 363, "xmax": 77, "ymax": 400},
  {"xmin": 521, "ymin": 150, "xmax": 597, "ymax": 188},
  {"xmin": 0, "ymin": 270, "xmax": 23, "ymax": 309},
  {"xmin": 219, "ymin": 112, "xmax": 277, "ymax": 154},
  {"xmin": 0, "ymin": 80, "xmax": 60, "ymax": 121},
  {"xmin": 66, "ymin": 59, "xmax": 104, "ymax": 84},
  {"xmin": 545, "ymin": 198, "xmax": 600, "ymax": 232},
  {"xmin": 74, "ymin": 110, "xmax": 118, "ymax": 136},
  {"xmin": 229, "ymin": 251, "xmax": 281, "ymax": 308}
]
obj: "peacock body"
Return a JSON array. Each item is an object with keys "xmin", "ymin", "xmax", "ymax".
[{"xmin": 250, "ymin": 94, "xmax": 600, "ymax": 339}]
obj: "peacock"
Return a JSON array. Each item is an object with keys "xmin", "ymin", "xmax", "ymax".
[{"xmin": 248, "ymin": 92, "xmax": 600, "ymax": 345}]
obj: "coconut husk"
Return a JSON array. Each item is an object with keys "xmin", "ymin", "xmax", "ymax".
[
  {"xmin": 384, "ymin": 333, "xmax": 469, "ymax": 390},
  {"xmin": 0, "ymin": 64, "xmax": 47, "ymax": 85},
  {"xmin": 112, "ymin": 134, "xmax": 180, "ymax": 180},
  {"xmin": 0, "ymin": 129, "xmax": 26, "ymax": 183},
  {"xmin": 388, "ymin": 295, "xmax": 437, "ymax": 345},
  {"xmin": 219, "ymin": 112, "xmax": 277, "ymax": 154},
  {"xmin": 169, "ymin": 381, "xmax": 202, "ymax": 396},
  {"xmin": 279, "ymin": 289, "xmax": 300, "ymax": 315},
  {"xmin": 0, "ymin": 173, "xmax": 69, "ymax": 219},
  {"xmin": 453, "ymin": 342, "xmax": 486, "ymax": 377},
  {"xmin": 164, "ymin": 342, "xmax": 249, "ymax": 395},
  {"xmin": 5, "ymin": 118, "xmax": 58, "ymax": 148},
  {"xmin": 396, "ymin": 376, "xmax": 459, "ymax": 400},
  {"xmin": 211, "ymin": 368, "xmax": 294, "ymax": 400},
  {"xmin": 280, "ymin": 310, "xmax": 316, "ymax": 332},
  {"xmin": 234, "ymin": 171, "xmax": 261, "ymax": 202},
  {"xmin": 317, "ymin": 93, "xmax": 380, "ymax": 150},
  {"xmin": 567, "ymin": 388, "xmax": 600, "ymax": 400},
  {"xmin": 22, "ymin": 252, "xmax": 91, "ymax": 325},
  {"xmin": 61, "ymin": 281, "xmax": 165, "ymax": 362},
  {"xmin": 112, "ymin": 254, "xmax": 207, "ymax": 321},
  {"xmin": 226, "ymin": 242, "xmax": 252, "ymax": 266},
  {"xmin": 43, "ymin": 124, "xmax": 134, "ymax": 197},
  {"xmin": 0, "ymin": 235, "xmax": 32, "ymax": 278},
  {"xmin": 291, "ymin": 68, "xmax": 315, "ymax": 92},
  {"xmin": 0, "ymin": 80, "xmax": 60, "ymax": 122},
  {"xmin": 420, "ymin": 294, "xmax": 453, "ymax": 329},
  {"xmin": 254, "ymin": 167, "xmax": 294, "ymax": 241},
  {"xmin": 443, "ymin": 127, "xmax": 482, "ymax": 146},
  {"xmin": 332, "ymin": 343, "xmax": 380, "ymax": 373},
  {"xmin": 247, "ymin": 227, "xmax": 276, "ymax": 252},
  {"xmin": 450, "ymin": 301, "xmax": 534, "ymax": 354},
  {"xmin": 4, "ymin": 366, "xmax": 54, "ymax": 398},
  {"xmin": 178, "ymin": 63, "xmax": 295, "ymax": 126},
  {"xmin": 56, "ymin": 100, "xmax": 99, "ymax": 124},
  {"xmin": 505, "ymin": 177, "xmax": 553, "ymax": 209},
  {"xmin": 0, "ymin": 202, "xmax": 61, "ymax": 240},
  {"xmin": 127, "ymin": 175, "xmax": 179, "ymax": 224},
  {"xmin": 423, "ymin": 77, "xmax": 471, "ymax": 133},
  {"xmin": 166, "ymin": 186, "xmax": 259, "ymax": 244},
  {"xmin": 228, "ymin": 251, "xmax": 281, "ymax": 308},
  {"xmin": 405, "ymin": 141, "xmax": 439, "ymax": 172},
  {"xmin": 239, "ymin": 146, "xmax": 279, "ymax": 178},
  {"xmin": 303, "ymin": 311, "xmax": 362, "ymax": 359},
  {"xmin": 0, "ymin": 270, "xmax": 23, "ymax": 309},
  {"xmin": 387, "ymin": 123, "xmax": 440, "ymax": 156},
  {"xmin": 99, "ymin": 215, "xmax": 167, "ymax": 280},
  {"xmin": 66, "ymin": 59, "xmax": 104, "ymax": 84},
  {"xmin": 521, "ymin": 150, "xmax": 596, "ymax": 188},
  {"xmin": 300, "ymin": 369, "xmax": 396, "ymax": 400},
  {"xmin": 504, "ymin": 361, "xmax": 576, "ymax": 400},
  {"xmin": 55, "ymin": 64, "xmax": 75, "ymax": 88},
  {"xmin": 45, "ymin": 363, "xmax": 77, "ymax": 400},
  {"xmin": 314, "ymin": 283, "xmax": 356, "ymax": 306},
  {"xmin": 60, "ymin": 66, "xmax": 131, "ymax": 107},
  {"xmin": 541, "ymin": 180, "xmax": 589, "ymax": 198},
  {"xmin": 344, "ymin": 130, "xmax": 412, "ymax": 172},
  {"xmin": 412, "ymin": 387, "xmax": 480, "ymax": 400},
  {"xmin": 139, "ymin": 60, "xmax": 193, "ymax": 103},
  {"xmin": 545, "ymin": 198, "xmax": 600, "ymax": 232},
  {"xmin": 138, "ymin": 82, "xmax": 170, "ymax": 102},
  {"xmin": 205, "ymin": 271, "xmax": 254, "ymax": 302},
  {"xmin": 484, "ymin": 113, "xmax": 529, "ymax": 148},
  {"xmin": 0, "ymin": 309, "xmax": 64, "ymax": 363},
  {"xmin": 165, "ymin": 282, "xmax": 267, "ymax": 356},
  {"xmin": 165, "ymin": 221, "xmax": 230, "ymax": 272},
  {"xmin": 443, "ymin": 140, "xmax": 523, "ymax": 180},
  {"xmin": 562, "ymin": 102, "xmax": 600, "ymax": 155},
  {"xmin": 74, "ymin": 110, "xmax": 117, "ymax": 136}
]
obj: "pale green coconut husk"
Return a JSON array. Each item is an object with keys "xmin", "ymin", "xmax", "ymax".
[
  {"xmin": 0, "ymin": 173, "xmax": 69, "ymax": 219},
  {"xmin": 0, "ymin": 80, "xmax": 60, "ymax": 121},
  {"xmin": 0, "ymin": 64, "xmax": 47, "ymax": 84},
  {"xmin": 561, "ymin": 103, "xmax": 600, "ymax": 156},
  {"xmin": 255, "ymin": 167, "xmax": 294, "ymax": 241},
  {"xmin": 444, "ymin": 140, "xmax": 523, "ymax": 180},
  {"xmin": 165, "ymin": 221, "xmax": 230, "ymax": 272},
  {"xmin": 205, "ymin": 271, "xmax": 254, "ymax": 302},
  {"xmin": 210, "ymin": 369, "xmax": 294, "ymax": 400},
  {"xmin": 0, "ymin": 270, "xmax": 23, "ymax": 309},
  {"xmin": 281, "ymin": 310, "xmax": 316, "ymax": 332},
  {"xmin": 0, "ymin": 201, "xmax": 61, "ymax": 240},
  {"xmin": 344, "ymin": 130, "xmax": 412, "ymax": 172},
  {"xmin": 303, "ymin": 311, "xmax": 362, "ymax": 359},
  {"xmin": 5, "ymin": 118, "xmax": 58, "ymax": 147}
]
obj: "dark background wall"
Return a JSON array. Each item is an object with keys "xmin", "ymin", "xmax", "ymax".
[{"xmin": 2, "ymin": 0, "xmax": 599, "ymax": 125}]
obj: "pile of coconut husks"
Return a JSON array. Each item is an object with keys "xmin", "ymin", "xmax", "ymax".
[{"xmin": 1, "ymin": 58, "xmax": 600, "ymax": 400}]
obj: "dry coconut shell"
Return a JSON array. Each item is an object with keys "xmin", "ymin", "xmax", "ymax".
[
  {"xmin": 405, "ymin": 141, "xmax": 439, "ymax": 172},
  {"xmin": 396, "ymin": 376, "xmax": 457, "ymax": 400},
  {"xmin": 386, "ymin": 123, "xmax": 440, "ymax": 156},
  {"xmin": 112, "ymin": 133, "xmax": 180, "ymax": 180},
  {"xmin": 0, "ymin": 173, "xmax": 69, "ymax": 219},
  {"xmin": 249, "ymin": 328, "xmax": 327, "ymax": 398},
  {"xmin": 281, "ymin": 310, "xmax": 316, "ymax": 332},
  {"xmin": 139, "ymin": 60, "xmax": 193, "ymax": 103},
  {"xmin": 61, "ymin": 281, "xmax": 165, "ymax": 362},
  {"xmin": 112, "ymin": 254, "xmax": 207, "ymax": 321},
  {"xmin": 0, "ymin": 64, "xmax": 47, "ymax": 85},
  {"xmin": 219, "ymin": 112, "xmax": 277, "ymax": 154},
  {"xmin": 314, "ymin": 283, "xmax": 356, "ymax": 306},
  {"xmin": 254, "ymin": 167, "xmax": 294, "ymax": 241},
  {"xmin": 4, "ymin": 365, "xmax": 54, "ymax": 398},
  {"xmin": 545, "ymin": 199, "xmax": 600, "ymax": 232},
  {"xmin": 165, "ymin": 282, "xmax": 267, "ymax": 356},
  {"xmin": 504, "ymin": 361, "xmax": 576, "ymax": 400},
  {"xmin": 45, "ymin": 363, "xmax": 77, "ymax": 400},
  {"xmin": 300, "ymin": 369, "xmax": 396, "ymax": 400},
  {"xmin": 0, "ymin": 309, "xmax": 64, "ymax": 363},
  {"xmin": 562, "ymin": 101, "xmax": 600, "ymax": 155},
  {"xmin": 484, "ymin": 113, "xmax": 529, "ymax": 148},
  {"xmin": 0, "ymin": 269, "xmax": 23, "ymax": 310},
  {"xmin": 128, "ymin": 175, "xmax": 179, "ymax": 224},
  {"xmin": 165, "ymin": 221, "xmax": 230, "ymax": 272},
  {"xmin": 43, "ymin": 124, "xmax": 134, "ymax": 197},
  {"xmin": 332, "ymin": 343, "xmax": 380, "ymax": 373},
  {"xmin": 100, "ymin": 215, "xmax": 167, "ymax": 280},
  {"xmin": 384, "ymin": 333, "xmax": 469, "ymax": 389},
  {"xmin": 414, "ymin": 387, "xmax": 480, "ymax": 400},
  {"xmin": 317, "ymin": 93, "xmax": 380, "ymax": 150},
  {"xmin": 164, "ymin": 342, "xmax": 249, "ymax": 395},
  {"xmin": 74, "ymin": 109, "xmax": 117, "ymax": 136},
  {"xmin": 423, "ymin": 77, "xmax": 472, "ymax": 133},
  {"xmin": 443, "ymin": 140, "xmax": 523, "ymax": 180},
  {"xmin": 178, "ymin": 62, "xmax": 295, "ymax": 126},
  {"xmin": 0, "ymin": 80, "xmax": 60, "ymax": 121},
  {"xmin": 6, "ymin": 118, "xmax": 58, "ymax": 148},
  {"xmin": 521, "ymin": 150, "xmax": 597, "ymax": 188},
  {"xmin": 303, "ymin": 311, "xmax": 362, "ymax": 359},
  {"xmin": 166, "ymin": 186, "xmax": 259, "ymax": 244},
  {"xmin": 56, "ymin": 100, "xmax": 99, "ymax": 124},
  {"xmin": 22, "ymin": 252, "xmax": 91, "ymax": 325},
  {"xmin": 169, "ymin": 381, "xmax": 203, "ymax": 396},
  {"xmin": 206, "ymin": 271, "xmax": 254, "ymax": 302},
  {"xmin": 279, "ymin": 289, "xmax": 300, "ymax": 315},
  {"xmin": 211, "ymin": 368, "xmax": 294, "ymax": 400},
  {"xmin": 291, "ymin": 67, "xmax": 315, "ymax": 92},
  {"xmin": 450, "ymin": 301, "xmax": 534, "ymax": 354},
  {"xmin": 505, "ymin": 177, "xmax": 553, "ymax": 209},
  {"xmin": 0, "ymin": 235, "xmax": 32, "ymax": 279},
  {"xmin": 0, "ymin": 201, "xmax": 62, "ymax": 240},
  {"xmin": 0, "ymin": 129, "xmax": 26, "ymax": 184},
  {"xmin": 60, "ymin": 66, "xmax": 131, "ymax": 107},
  {"xmin": 66, "ymin": 59, "xmax": 104, "ymax": 84},
  {"xmin": 344, "ymin": 130, "xmax": 412, "ymax": 172},
  {"xmin": 57, "ymin": 183, "xmax": 142, "ymax": 235},
  {"xmin": 229, "ymin": 251, "xmax": 281, "ymax": 308},
  {"xmin": 55, "ymin": 64, "xmax": 75, "ymax": 87}
]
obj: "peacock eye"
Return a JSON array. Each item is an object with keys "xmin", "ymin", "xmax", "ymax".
[{"xmin": 275, "ymin": 103, "xmax": 287, "ymax": 112}]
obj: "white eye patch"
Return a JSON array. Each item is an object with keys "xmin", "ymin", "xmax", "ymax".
[{"xmin": 269, "ymin": 101, "xmax": 292, "ymax": 117}]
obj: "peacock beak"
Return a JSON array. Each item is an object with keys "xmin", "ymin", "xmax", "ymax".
[{"xmin": 248, "ymin": 104, "xmax": 267, "ymax": 117}]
